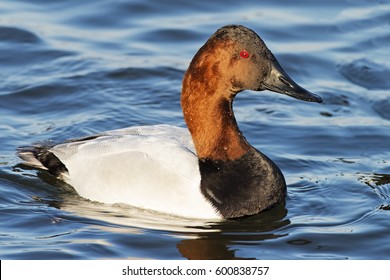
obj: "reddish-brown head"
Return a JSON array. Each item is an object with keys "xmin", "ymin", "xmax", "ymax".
[{"xmin": 181, "ymin": 25, "xmax": 322, "ymax": 161}]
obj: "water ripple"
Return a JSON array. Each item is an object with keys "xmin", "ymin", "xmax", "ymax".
[{"xmin": 339, "ymin": 59, "xmax": 390, "ymax": 90}]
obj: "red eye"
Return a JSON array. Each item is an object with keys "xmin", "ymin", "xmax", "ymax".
[{"xmin": 239, "ymin": 50, "xmax": 250, "ymax": 58}]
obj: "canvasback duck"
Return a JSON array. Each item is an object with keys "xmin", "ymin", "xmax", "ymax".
[{"xmin": 18, "ymin": 25, "xmax": 322, "ymax": 219}]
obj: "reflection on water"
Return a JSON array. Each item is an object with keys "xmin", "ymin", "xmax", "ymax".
[
  {"xmin": 358, "ymin": 172, "xmax": 390, "ymax": 202},
  {"xmin": 359, "ymin": 172, "xmax": 390, "ymax": 188},
  {"xmin": 177, "ymin": 204, "xmax": 289, "ymax": 259},
  {"xmin": 65, "ymin": 204, "xmax": 289, "ymax": 260}
]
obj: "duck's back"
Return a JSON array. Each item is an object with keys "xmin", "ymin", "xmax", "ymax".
[{"xmin": 18, "ymin": 124, "xmax": 220, "ymax": 219}]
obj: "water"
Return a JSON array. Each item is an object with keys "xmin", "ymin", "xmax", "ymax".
[{"xmin": 1, "ymin": 0, "xmax": 389, "ymax": 260}]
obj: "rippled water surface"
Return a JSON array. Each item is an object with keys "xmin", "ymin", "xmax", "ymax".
[{"xmin": 1, "ymin": 0, "xmax": 389, "ymax": 259}]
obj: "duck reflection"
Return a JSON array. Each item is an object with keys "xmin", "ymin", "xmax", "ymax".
[{"xmin": 177, "ymin": 203, "xmax": 289, "ymax": 259}]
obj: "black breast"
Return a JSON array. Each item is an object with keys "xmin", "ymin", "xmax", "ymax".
[{"xmin": 199, "ymin": 149, "xmax": 286, "ymax": 219}]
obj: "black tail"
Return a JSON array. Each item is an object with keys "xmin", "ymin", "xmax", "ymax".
[{"xmin": 17, "ymin": 145, "xmax": 68, "ymax": 177}]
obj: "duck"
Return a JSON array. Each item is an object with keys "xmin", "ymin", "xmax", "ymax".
[{"xmin": 17, "ymin": 25, "xmax": 322, "ymax": 219}]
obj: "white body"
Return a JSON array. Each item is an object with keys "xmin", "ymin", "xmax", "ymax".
[{"xmin": 46, "ymin": 124, "xmax": 220, "ymax": 219}]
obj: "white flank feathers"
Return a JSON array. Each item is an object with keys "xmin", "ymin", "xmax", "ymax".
[{"xmin": 47, "ymin": 124, "xmax": 220, "ymax": 219}]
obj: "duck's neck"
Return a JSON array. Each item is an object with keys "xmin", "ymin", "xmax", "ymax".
[{"xmin": 181, "ymin": 75, "xmax": 251, "ymax": 162}]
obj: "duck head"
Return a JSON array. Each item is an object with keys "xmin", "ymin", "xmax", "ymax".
[
  {"xmin": 182, "ymin": 24, "xmax": 323, "ymax": 102},
  {"xmin": 181, "ymin": 25, "xmax": 322, "ymax": 161}
]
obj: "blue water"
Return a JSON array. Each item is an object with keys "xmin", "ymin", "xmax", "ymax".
[{"xmin": 1, "ymin": 0, "xmax": 389, "ymax": 259}]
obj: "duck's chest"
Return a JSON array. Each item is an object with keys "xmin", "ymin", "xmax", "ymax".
[{"xmin": 199, "ymin": 150, "xmax": 286, "ymax": 219}]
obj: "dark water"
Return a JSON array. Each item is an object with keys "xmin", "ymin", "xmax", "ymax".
[{"xmin": 1, "ymin": 0, "xmax": 389, "ymax": 260}]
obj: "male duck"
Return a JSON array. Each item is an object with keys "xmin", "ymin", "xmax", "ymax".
[{"xmin": 18, "ymin": 25, "xmax": 322, "ymax": 219}]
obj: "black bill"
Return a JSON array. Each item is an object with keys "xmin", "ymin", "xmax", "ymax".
[{"xmin": 260, "ymin": 59, "xmax": 323, "ymax": 103}]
